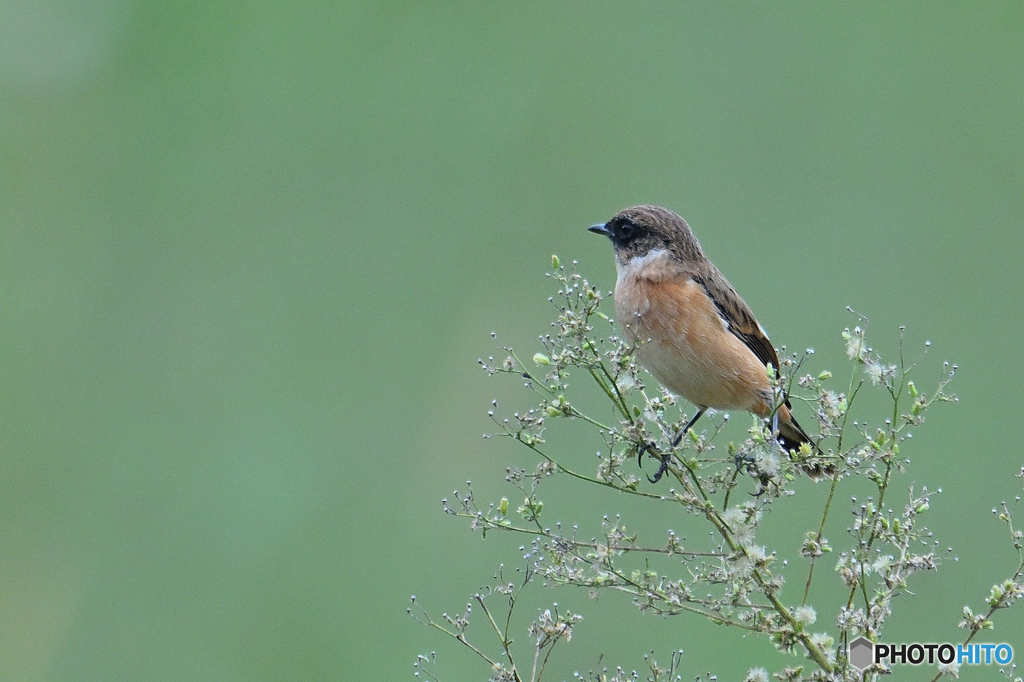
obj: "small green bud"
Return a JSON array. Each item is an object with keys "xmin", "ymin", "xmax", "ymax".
[
  {"xmin": 551, "ymin": 254, "xmax": 560, "ymax": 269},
  {"xmin": 688, "ymin": 429, "xmax": 699, "ymax": 443},
  {"xmin": 499, "ymin": 497, "xmax": 508, "ymax": 515},
  {"xmin": 533, "ymin": 353, "xmax": 551, "ymax": 366},
  {"xmin": 818, "ymin": 370, "xmax": 832, "ymax": 381},
  {"xmin": 908, "ymin": 381, "xmax": 918, "ymax": 398}
]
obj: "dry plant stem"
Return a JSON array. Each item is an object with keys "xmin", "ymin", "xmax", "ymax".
[
  {"xmin": 507, "ymin": 349, "xmax": 615, "ymax": 433},
  {"xmin": 562, "ymin": 535, "xmax": 766, "ymax": 630},
  {"xmin": 803, "ymin": 373, "xmax": 864, "ymax": 607},
  {"xmin": 554, "ymin": 313, "xmax": 839, "ymax": 672},
  {"xmin": 659, "ymin": 455, "xmax": 835, "ymax": 673},
  {"xmin": 516, "ymin": 438, "xmax": 666, "ymax": 500},
  {"xmin": 420, "ymin": 609, "xmax": 511, "ymax": 675},
  {"xmin": 479, "ymin": 593, "xmax": 519, "ymax": 676},
  {"xmin": 803, "ymin": 476, "xmax": 839, "ymax": 605},
  {"xmin": 926, "ymin": 529, "xmax": 1024, "ymax": 682},
  {"xmin": 721, "ymin": 468, "xmax": 742, "ymax": 511},
  {"xmin": 445, "ymin": 502, "xmax": 725, "ymax": 557},
  {"xmin": 841, "ymin": 371, "xmax": 937, "ymax": 615},
  {"xmin": 962, "ymin": 562, "xmax": 1024, "ymax": 648},
  {"xmin": 547, "ymin": 401, "xmax": 829, "ymax": 667},
  {"xmin": 420, "ymin": 263, "xmax": 983, "ymax": 682},
  {"xmin": 556, "ymin": 542, "xmax": 767, "ymax": 628}
]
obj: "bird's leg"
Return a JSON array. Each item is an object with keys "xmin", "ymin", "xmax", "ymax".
[
  {"xmin": 670, "ymin": 409, "xmax": 706, "ymax": 448},
  {"xmin": 644, "ymin": 409, "xmax": 707, "ymax": 484}
]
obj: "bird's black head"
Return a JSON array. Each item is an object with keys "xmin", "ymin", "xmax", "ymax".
[{"xmin": 589, "ymin": 205, "xmax": 703, "ymax": 263}]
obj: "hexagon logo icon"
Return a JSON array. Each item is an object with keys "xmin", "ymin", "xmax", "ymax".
[{"xmin": 848, "ymin": 636, "xmax": 874, "ymax": 670}]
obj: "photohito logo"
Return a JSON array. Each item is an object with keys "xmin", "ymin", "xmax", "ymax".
[{"xmin": 848, "ymin": 636, "xmax": 1014, "ymax": 671}]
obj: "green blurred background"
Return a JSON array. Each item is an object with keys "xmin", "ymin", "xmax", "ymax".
[{"xmin": 2, "ymin": 2, "xmax": 1022, "ymax": 680}]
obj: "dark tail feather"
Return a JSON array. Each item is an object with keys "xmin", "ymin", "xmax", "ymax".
[{"xmin": 777, "ymin": 406, "xmax": 835, "ymax": 481}]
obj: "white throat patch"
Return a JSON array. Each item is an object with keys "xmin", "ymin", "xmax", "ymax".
[{"xmin": 615, "ymin": 248, "xmax": 669, "ymax": 285}]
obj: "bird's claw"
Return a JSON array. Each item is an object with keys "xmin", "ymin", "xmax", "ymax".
[
  {"xmin": 734, "ymin": 452, "xmax": 755, "ymax": 474},
  {"xmin": 648, "ymin": 456, "xmax": 670, "ymax": 484},
  {"xmin": 638, "ymin": 441, "xmax": 671, "ymax": 483},
  {"xmin": 637, "ymin": 441, "xmax": 652, "ymax": 467}
]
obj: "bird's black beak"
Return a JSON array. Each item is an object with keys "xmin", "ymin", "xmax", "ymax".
[{"xmin": 588, "ymin": 223, "xmax": 611, "ymax": 237}]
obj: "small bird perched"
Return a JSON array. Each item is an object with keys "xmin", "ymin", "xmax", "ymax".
[{"xmin": 589, "ymin": 205, "xmax": 829, "ymax": 481}]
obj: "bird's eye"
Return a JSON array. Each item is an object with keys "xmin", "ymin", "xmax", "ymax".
[{"xmin": 616, "ymin": 221, "xmax": 635, "ymax": 240}]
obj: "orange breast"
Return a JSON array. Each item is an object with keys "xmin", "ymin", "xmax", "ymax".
[{"xmin": 615, "ymin": 269, "xmax": 771, "ymax": 413}]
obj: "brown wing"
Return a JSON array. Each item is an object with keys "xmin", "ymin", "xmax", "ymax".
[
  {"xmin": 688, "ymin": 264, "xmax": 824, "ymax": 466},
  {"xmin": 689, "ymin": 266, "xmax": 781, "ymax": 378}
]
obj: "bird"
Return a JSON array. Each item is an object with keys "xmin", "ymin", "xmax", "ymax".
[{"xmin": 588, "ymin": 205, "xmax": 830, "ymax": 482}]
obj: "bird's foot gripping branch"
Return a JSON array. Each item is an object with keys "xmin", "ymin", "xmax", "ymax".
[{"xmin": 411, "ymin": 257, "xmax": 1023, "ymax": 682}]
